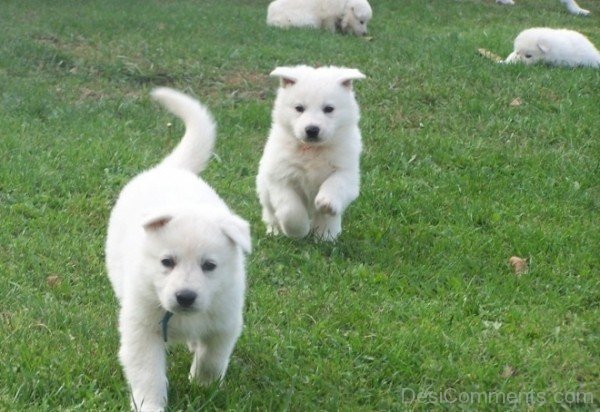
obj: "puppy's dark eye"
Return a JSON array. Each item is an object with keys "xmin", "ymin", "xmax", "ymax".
[
  {"xmin": 360, "ymin": 20, "xmax": 365, "ymax": 24},
  {"xmin": 525, "ymin": 54, "xmax": 532, "ymax": 58},
  {"xmin": 161, "ymin": 257, "xmax": 176, "ymax": 269},
  {"xmin": 323, "ymin": 105, "xmax": 335, "ymax": 114},
  {"xmin": 201, "ymin": 260, "xmax": 217, "ymax": 272},
  {"xmin": 295, "ymin": 105, "xmax": 305, "ymax": 113}
]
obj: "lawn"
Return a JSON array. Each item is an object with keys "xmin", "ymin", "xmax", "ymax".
[{"xmin": 0, "ymin": 0, "xmax": 598, "ymax": 410}]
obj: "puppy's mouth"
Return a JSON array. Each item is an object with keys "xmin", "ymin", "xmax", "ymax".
[
  {"xmin": 170, "ymin": 306, "xmax": 198, "ymax": 314},
  {"xmin": 298, "ymin": 137, "xmax": 326, "ymax": 151},
  {"xmin": 302, "ymin": 136, "xmax": 322, "ymax": 144}
]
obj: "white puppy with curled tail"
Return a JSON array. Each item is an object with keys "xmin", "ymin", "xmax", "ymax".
[
  {"xmin": 504, "ymin": 28, "xmax": 600, "ymax": 68},
  {"xmin": 106, "ymin": 88, "xmax": 251, "ymax": 411},
  {"xmin": 257, "ymin": 65, "xmax": 366, "ymax": 241}
]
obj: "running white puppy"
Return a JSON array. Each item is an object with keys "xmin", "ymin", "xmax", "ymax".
[
  {"xmin": 267, "ymin": 0, "xmax": 372, "ymax": 36},
  {"xmin": 257, "ymin": 65, "xmax": 365, "ymax": 241},
  {"xmin": 495, "ymin": 0, "xmax": 590, "ymax": 16},
  {"xmin": 504, "ymin": 27, "xmax": 600, "ymax": 67},
  {"xmin": 105, "ymin": 88, "xmax": 251, "ymax": 412}
]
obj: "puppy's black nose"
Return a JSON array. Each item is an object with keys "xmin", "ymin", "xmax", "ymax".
[
  {"xmin": 305, "ymin": 125, "xmax": 320, "ymax": 140},
  {"xmin": 175, "ymin": 290, "xmax": 197, "ymax": 308}
]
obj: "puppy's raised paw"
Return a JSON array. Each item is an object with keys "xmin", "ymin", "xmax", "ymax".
[{"xmin": 315, "ymin": 195, "xmax": 340, "ymax": 216}]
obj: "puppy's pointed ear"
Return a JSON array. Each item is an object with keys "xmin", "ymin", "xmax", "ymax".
[
  {"xmin": 339, "ymin": 69, "xmax": 366, "ymax": 89},
  {"xmin": 221, "ymin": 213, "xmax": 252, "ymax": 254},
  {"xmin": 537, "ymin": 40, "xmax": 550, "ymax": 54},
  {"xmin": 143, "ymin": 214, "xmax": 173, "ymax": 232},
  {"xmin": 270, "ymin": 67, "xmax": 299, "ymax": 88}
]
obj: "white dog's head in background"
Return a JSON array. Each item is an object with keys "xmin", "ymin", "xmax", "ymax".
[
  {"xmin": 270, "ymin": 65, "xmax": 365, "ymax": 146},
  {"xmin": 504, "ymin": 28, "xmax": 600, "ymax": 67},
  {"xmin": 505, "ymin": 29, "xmax": 552, "ymax": 65},
  {"xmin": 140, "ymin": 205, "xmax": 250, "ymax": 315},
  {"xmin": 342, "ymin": 0, "xmax": 372, "ymax": 36}
]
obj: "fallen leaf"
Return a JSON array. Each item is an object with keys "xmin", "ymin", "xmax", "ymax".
[
  {"xmin": 477, "ymin": 48, "xmax": 503, "ymax": 63},
  {"xmin": 46, "ymin": 276, "xmax": 60, "ymax": 287},
  {"xmin": 483, "ymin": 320, "xmax": 503, "ymax": 330},
  {"xmin": 508, "ymin": 256, "xmax": 529, "ymax": 275},
  {"xmin": 510, "ymin": 97, "xmax": 522, "ymax": 107},
  {"xmin": 501, "ymin": 365, "xmax": 516, "ymax": 378}
]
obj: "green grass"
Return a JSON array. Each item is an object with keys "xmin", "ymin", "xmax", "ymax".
[{"xmin": 1, "ymin": 0, "xmax": 599, "ymax": 410}]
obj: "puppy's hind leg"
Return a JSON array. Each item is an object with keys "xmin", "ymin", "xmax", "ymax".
[{"xmin": 561, "ymin": 0, "xmax": 590, "ymax": 15}]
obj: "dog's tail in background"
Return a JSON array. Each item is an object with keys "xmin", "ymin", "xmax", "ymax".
[{"xmin": 151, "ymin": 87, "xmax": 216, "ymax": 174}]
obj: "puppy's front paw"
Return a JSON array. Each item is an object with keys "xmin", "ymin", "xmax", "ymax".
[
  {"xmin": 314, "ymin": 228, "xmax": 338, "ymax": 242},
  {"xmin": 315, "ymin": 195, "xmax": 340, "ymax": 216},
  {"xmin": 131, "ymin": 401, "xmax": 165, "ymax": 412},
  {"xmin": 266, "ymin": 223, "xmax": 280, "ymax": 236},
  {"xmin": 190, "ymin": 366, "xmax": 224, "ymax": 387}
]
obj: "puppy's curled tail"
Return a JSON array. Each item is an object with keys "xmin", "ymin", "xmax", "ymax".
[{"xmin": 151, "ymin": 87, "xmax": 216, "ymax": 174}]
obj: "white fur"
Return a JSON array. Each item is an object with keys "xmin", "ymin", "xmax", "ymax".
[
  {"xmin": 503, "ymin": 27, "xmax": 600, "ymax": 67},
  {"xmin": 495, "ymin": 0, "xmax": 590, "ymax": 16},
  {"xmin": 105, "ymin": 88, "xmax": 251, "ymax": 411},
  {"xmin": 257, "ymin": 65, "xmax": 365, "ymax": 241},
  {"xmin": 267, "ymin": 0, "xmax": 373, "ymax": 36}
]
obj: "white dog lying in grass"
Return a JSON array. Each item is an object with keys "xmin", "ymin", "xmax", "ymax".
[
  {"xmin": 504, "ymin": 28, "xmax": 600, "ymax": 67},
  {"xmin": 267, "ymin": 0, "xmax": 372, "ymax": 36},
  {"xmin": 496, "ymin": 0, "xmax": 590, "ymax": 16},
  {"xmin": 257, "ymin": 65, "xmax": 365, "ymax": 241},
  {"xmin": 106, "ymin": 88, "xmax": 251, "ymax": 411}
]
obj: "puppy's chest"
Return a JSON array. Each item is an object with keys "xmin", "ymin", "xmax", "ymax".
[
  {"xmin": 287, "ymin": 150, "xmax": 337, "ymax": 188},
  {"xmin": 164, "ymin": 313, "xmax": 217, "ymax": 342}
]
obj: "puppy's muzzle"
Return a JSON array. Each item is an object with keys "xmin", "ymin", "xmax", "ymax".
[
  {"xmin": 175, "ymin": 289, "xmax": 197, "ymax": 308},
  {"xmin": 304, "ymin": 125, "xmax": 320, "ymax": 142}
]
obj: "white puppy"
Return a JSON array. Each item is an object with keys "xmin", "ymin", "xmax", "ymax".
[
  {"xmin": 257, "ymin": 65, "xmax": 365, "ymax": 241},
  {"xmin": 267, "ymin": 0, "xmax": 372, "ymax": 36},
  {"xmin": 495, "ymin": 0, "xmax": 590, "ymax": 16},
  {"xmin": 105, "ymin": 88, "xmax": 251, "ymax": 412},
  {"xmin": 504, "ymin": 28, "xmax": 600, "ymax": 67}
]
